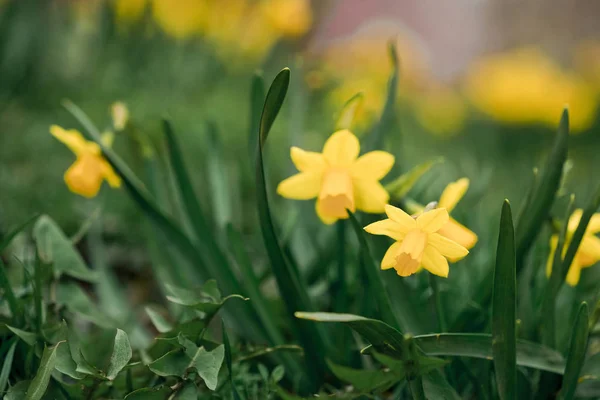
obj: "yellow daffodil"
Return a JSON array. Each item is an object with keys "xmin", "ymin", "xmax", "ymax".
[
  {"xmin": 547, "ymin": 209, "xmax": 600, "ymax": 286},
  {"xmin": 262, "ymin": 0, "xmax": 312, "ymax": 38},
  {"xmin": 113, "ymin": 0, "xmax": 148, "ymax": 24},
  {"xmin": 50, "ymin": 125, "xmax": 121, "ymax": 198},
  {"xmin": 435, "ymin": 178, "xmax": 478, "ymax": 251},
  {"xmin": 277, "ymin": 130, "xmax": 394, "ymax": 225},
  {"xmin": 152, "ymin": 0, "xmax": 208, "ymax": 39},
  {"xmin": 364, "ymin": 206, "xmax": 469, "ymax": 277}
]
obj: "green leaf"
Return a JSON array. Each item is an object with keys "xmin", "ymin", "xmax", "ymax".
[
  {"xmin": 237, "ymin": 345, "xmax": 304, "ymax": 362},
  {"xmin": 0, "ymin": 214, "xmax": 39, "ymax": 254},
  {"xmin": 179, "ymin": 337, "xmax": 224, "ymax": 391},
  {"xmin": 255, "ymin": 68, "xmax": 328, "ymax": 388},
  {"xmin": 0, "ymin": 259, "xmax": 22, "ymax": 325},
  {"xmin": 327, "ymin": 358, "xmax": 404, "ymax": 392},
  {"xmin": 295, "ymin": 312, "xmax": 407, "ymax": 359},
  {"xmin": 33, "ymin": 215, "xmax": 97, "ymax": 282},
  {"xmin": 173, "ymin": 382, "xmax": 199, "ymax": 399},
  {"xmin": 422, "ymin": 369, "xmax": 461, "ymax": 400},
  {"xmin": 53, "ymin": 322, "xmax": 85, "ymax": 380},
  {"xmin": 347, "ymin": 212, "xmax": 401, "ymax": 330},
  {"xmin": 7, "ymin": 326, "xmax": 37, "ymax": 346},
  {"xmin": 165, "ymin": 282, "xmax": 247, "ymax": 317},
  {"xmin": 385, "ymin": 158, "xmax": 443, "ymax": 200},
  {"xmin": 412, "ymin": 333, "xmax": 565, "ymax": 374},
  {"xmin": 516, "ymin": 109, "xmax": 569, "ymax": 265},
  {"xmin": 145, "ymin": 306, "xmax": 173, "ymax": 333},
  {"xmin": 56, "ymin": 282, "xmax": 115, "ymax": 328},
  {"xmin": 223, "ymin": 322, "xmax": 242, "ymax": 400},
  {"xmin": 5, "ymin": 380, "xmax": 29, "ymax": 400},
  {"xmin": 25, "ymin": 342, "xmax": 63, "ymax": 400},
  {"xmin": 249, "ymin": 72, "xmax": 266, "ymax": 162},
  {"xmin": 0, "ymin": 339, "xmax": 17, "ymax": 394},
  {"xmin": 335, "ymin": 92, "xmax": 364, "ymax": 130},
  {"xmin": 206, "ymin": 121, "xmax": 232, "ymax": 227},
  {"xmin": 124, "ymin": 386, "xmax": 171, "ymax": 399},
  {"xmin": 559, "ymin": 302, "xmax": 590, "ymax": 400},
  {"xmin": 106, "ymin": 329, "xmax": 132, "ymax": 380},
  {"xmin": 148, "ymin": 349, "xmax": 189, "ymax": 377},
  {"xmin": 492, "ymin": 200, "xmax": 517, "ymax": 400}
]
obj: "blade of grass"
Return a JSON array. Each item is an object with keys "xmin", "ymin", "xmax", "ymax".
[
  {"xmin": 255, "ymin": 68, "xmax": 329, "ymax": 391},
  {"xmin": 222, "ymin": 322, "xmax": 241, "ymax": 400},
  {"xmin": 492, "ymin": 200, "xmax": 517, "ymax": 400},
  {"xmin": 0, "ymin": 258, "xmax": 21, "ymax": 325},
  {"xmin": 516, "ymin": 109, "xmax": 569, "ymax": 269},
  {"xmin": 559, "ymin": 302, "xmax": 589, "ymax": 400}
]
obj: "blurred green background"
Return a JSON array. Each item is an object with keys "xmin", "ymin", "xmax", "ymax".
[{"xmin": 2, "ymin": 0, "xmax": 600, "ymax": 251}]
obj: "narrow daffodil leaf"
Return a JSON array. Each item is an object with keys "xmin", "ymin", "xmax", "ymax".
[
  {"xmin": 492, "ymin": 200, "xmax": 517, "ymax": 400},
  {"xmin": 249, "ymin": 72, "xmax": 265, "ymax": 162},
  {"xmin": 347, "ymin": 211, "xmax": 401, "ymax": 330},
  {"xmin": 25, "ymin": 342, "xmax": 63, "ymax": 400},
  {"xmin": 559, "ymin": 302, "xmax": 590, "ymax": 400},
  {"xmin": 515, "ymin": 109, "xmax": 569, "ymax": 266},
  {"xmin": 206, "ymin": 121, "xmax": 232, "ymax": 227},
  {"xmin": 326, "ymin": 358, "xmax": 403, "ymax": 393},
  {"xmin": 106, "ymin": 329, "xmax": 132, "ymax": 381},
  {"xmin": 255, "ymin": 68, "xmax": 329, "ymax": 389},
  {"xmin": 0, "ymin": 339, "xmax": 17, "ymax": 394},
  {"xmin": 366, "ymin": 41, "xmax": 399, "ymax": 152},
  {"xmin": 561, "ymin": 183, "xmax": 600, "ymax": 279},
  {"xmin": 236, "ymin": 345, "xmax": 304, "ymax": 362},
  {"xmin": 385, "ymin": 158, "xmax": 443, "ymax": 200},
  {"xmin": 222, "ymin": 322, "xmax": 242, "ymax": 400},
  {"xmin": 335, "ymin": 92, "xmax": 364, "ymax": 130}
]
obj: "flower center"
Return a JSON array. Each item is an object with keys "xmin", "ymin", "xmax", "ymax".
[
  {"xmin": 395, "ymin": 229, "xmax": 428, "ymax": 276},
  {"xmin": 319, "ymin": 168, "xmax": 355, "ymax": 218}
]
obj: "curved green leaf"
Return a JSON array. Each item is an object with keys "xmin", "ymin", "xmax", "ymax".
[
  {"xmin": 7, "ymin": 326, "xmax": 37, "ymax": 346},
  {"xmin": 25, "ymin": 342, "xmax": 63, "ymax": 400},
  {"xmin": 560, "ymin": 302, "xmax": 590, "ymax": 400},
  {"xmin": 106, "ymin": 329, "xmax": 132, "ymax": 380},
  {"xmin": 124, "ymin": 386, "xmax": 171, "ymax": 399},
  {"xmin": 335, "ymin": 92, "xmax": 364, "ymax": 130},
  {"xmin": 327, "ymin": 358, "xmax": 404, "ymax": 392},
  {"xmin": 0, "ymin": 339, "xmax": 17, "ymax": 394}
]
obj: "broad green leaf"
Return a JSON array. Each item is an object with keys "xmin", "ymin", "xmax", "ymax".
[
  {"xmin": 145, "ymin": 306, "xmax": 173, "ymax": 333},
  {"xmin": 327, "ymin": 358, "xmax": 404, "ymax": 392},
  {"xmin": 179, "ymin": 337, "xmax": 224, "ymax": 391},
  {"xmin": 516, "ymin": 109, "xmax": 569, "ymax": 265},
  {"xmin": 223, "ymin": 323, "xmax": 242, "ymax": 400},
  {"xmin": 0, "ymin": 258, "xmax": 21, "ymax": 325},
  {"xmin": 165, "ymin": 283, "xmax": 247, "ymax": 317},
  {"xmin": 255, "ymin": 68, "xmax": 328, "ymax": 388},
  {"xmin": 53, "ymin": 322, "xmax": 85, "ymax": 380},
  {"xmin": 124, "ymin": 386, "xmax": 171, "ymax": 399},
  {"xmin": 56, "ymin": 282, "xmax": 115, "ymax": 328},
  {"xmin": 295, "ymin": 312, "xmax": 406, "ymax": 359},
  {"xmin": 7, "ymin": 326, "xmax": 37, "ymax": 346},
  {"xmin": 33, "ymin": 215, "xmax": 97, "ymax": 282},
  {"xmin": 173, "ymin": 382, "xmax": 199, "ymax": 399},
  {"xmin": 106, "ymin": 329, "xmax": 132, "ymax": 380},
  {"xmin": 492, "ymin": 200, "xmax": 517, "ymax": 400},
  {"xmin": 335, "ymin": 92, "xmax": 364, "ymax": 130},
  {"xmin": 0, "ymin": 214, "xmax": 39, "ymax": 253},
  {"xmin": 385, "ymin": 158, "xmax": 443, "ymax": 200},
  {"xmin": 5, "ymin": 380, "xmax": 29, "ymax": 400},
  {"xmin": 347, "ymin": 212, "xmax": 401, "ymax": 330},
  {"xmin": 25, "ymin": 342, "xmax": 63, "ymax": 400},
  {"xmin": 65, "ymin": 322, "xmax": 102, "ymax": 377},
  {"xmin": 559, "ymin": 302, "xmax": 590, "ymax": 400},
  {"xmin": 148, "ymin": 349, "xmax": 189, "ymax": 377},
  {"xmin": 412, "ymin": 333, "xmax": 565, "ymax": 374},
  {"xmin": 0, "ymin": 339, "xmax": 17, "ymax": 394}
]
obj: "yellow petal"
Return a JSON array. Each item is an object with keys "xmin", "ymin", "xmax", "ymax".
[
  {"xmin": 101, "ymin": 159, "xmax": 122, "ymax": 188},
  {"xmin": 364, "ymin": 219, "xmax": 405, "ymax": 241},
  {"xmin": 322, "ymin": 129, "xmax": 360, "ymax": 167},
  {"xmin": 384, "ymin": 205, "xmax": 416, "ymax": 232},
  {"xmin": 277, "ymin": 171, "xmax": 322, "ymax": 200},
  {"xmin": 546, "ymin": 235, "xmax": 558, "ymax": 278},
  {"xmin": 416, "ymin": 208, "xmax": 449, "ymax": 233},
  {"xmin": 381, "ymin": 242, "xmax": 402, "ymax": 270},
  {"xmin": 428, "ymin": 233, "xmax": 469, "ymax": 261},
  {"xmin": 567, "ymin": 209, "xmax": 584, "ymax": 233},
  {"xmin": 438, "ymin": 178, "xmax": 469, "ymax": 212},
  {"xmin": 421, "ymin": 246, "xmax": 449, "ymax": 278},
  {"xmin": 353, "ymin": 179, "xmax": 389, "ymax": 214},
  {"xmin": 315, "ymin": 197, "xmax": 338, "ymax": 225},
  {"xmin": 394, "ymin": 229, "xmax": 427, "ymax": 276},
  {"xmin": 64, "ymin": 156, "xmax": 104, "ymax": 198},
  {"xmin": 350, "ymin": 151, "xmax": 395, "ymax": 181},
  {"xmin": 586, "ymin": 213, "xmax": 600, "ymax": 234},
  {"xmin": 50, "ymin": 125, "xmax": 100, "ymax": 156},
  {"xmin": 319, "ymin": 169, "xmax": 355, "ymax": 218},
  {"xmin": 437, "ymin": 218, "xmax": 478, "ymax": 250},
  {"xmin": 565, "ymin": 261, "xmax": 582, "ymax": 286},
  {"xmin": 579, "ymin": 235, "xmax": 600, "ymax": 267},
  {"xmin": 290, "ymin": 146, "xmax": 326, "ymax": 172}
]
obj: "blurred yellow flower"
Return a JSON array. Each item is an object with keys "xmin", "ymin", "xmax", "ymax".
[
  {"xmin": 262, "ymin": 0, "xmax": 312, "ymax": 38},
  {"xmin": 547, "ymin": 209, "xmax": 600, "ymax": 286},
  {"xmin": 113, "ymin": 0, "xmax": 148, "ymax": 23},
  {"xmin": 412, "ymin": 86, "xmax": 467, "ymax": 137},
  {"xmin": 152, "ymin": 0, "xmax": 208, "ymax": 38},
  {"xmin": 50, "ymin": 125, "xmax": 121, "ymax": 198},
  {"xmin": 277, "ymin": 129, "xmax": 394, "ymax": 225},
  {"xmin": 111, "ymin": 101, "xmax": 129, "ymax": 131},
  {"xmin": 465, "ymin": 48, "xmax": 597, "ymax": 132},
  {"xmin": 364, "ymin": 206, "xmax": 468, "ymax": 277}
]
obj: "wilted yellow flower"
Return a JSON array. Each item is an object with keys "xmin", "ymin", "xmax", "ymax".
[
  {"xmin": 412, "ymin": 86, "xmax": 467, "ymax": 137},
  {"xmin": 365, "ymin": 206, "xmax": 469, "ymax": 277},
  {"xmin": 50, "ymin": 125, "xmax": 121, "ymax": 198},
  {"xmin": 277, "ymin": 130, "xmax": 394, "ymax": 224},
  {"xmin": 152, "ymin": 0, "xmax": 208, "ymax": 38},
  {"xmin": 547, "ymin": 209, "xmax": 600, "ymax": 286},
  {"xmin": 111, "ymin": 102, "xmax": 129, "ymax": 131},
  {"xmin": 262, "ymin": 0, "xmax": 312, "ymax": 38},
  {"xmin": 465, "ymin": 47, "xmax": 597, "ymax": 132}
]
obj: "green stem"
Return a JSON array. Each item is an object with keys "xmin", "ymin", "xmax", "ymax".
[
  {"xmin": 408, "ymin": 377, "xmax": 427, "ymax": 400},
  {"xmin": 335, "ymin": 220, "xmax": 347, "ymax": 312},
  {"xmin": 33, "ymin": 250, "xmax": 43, "ymax": 334},
  {"xmin": 429, "ymin": 274, "xmax": 446, "ymax": 332}
]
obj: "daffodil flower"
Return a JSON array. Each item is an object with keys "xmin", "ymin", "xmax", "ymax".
[
  {"xmin": 277, "ymin": 129, "xmax": 394, "ymax": 224},
  {"xmin": 364, "ymin": 205, "xmax": 469, "ymax": 277},
  {"xmin": 436, "ymin": 178, "xmax": 478, "ymax": 251},
  {"xmin": 547, "ymin": 209, "xmax": 600, "ymax": 286},
  {"xmin": 50, "ymin": 125, "xmax": 121, "ymax": 198}
]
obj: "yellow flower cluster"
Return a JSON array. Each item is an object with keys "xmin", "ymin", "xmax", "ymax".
[
  {"xmin": 465, "ymin": 47, "xmax": 597, "ymax": 132},
  {"xmin": 113, "ymin": 0, "xmax": 312, "ymax": 62},
  {"xmin": 278, "ymin": 129, "xmax": 476, "ymax": 278}
]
